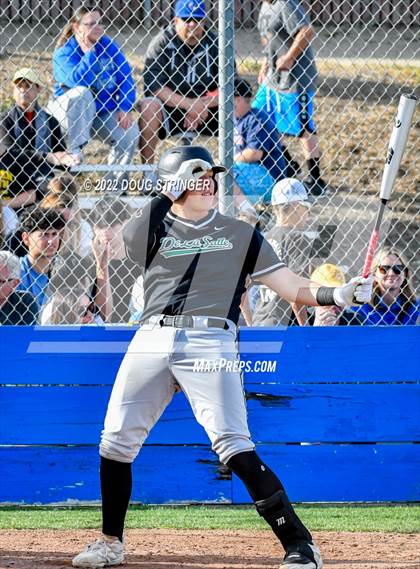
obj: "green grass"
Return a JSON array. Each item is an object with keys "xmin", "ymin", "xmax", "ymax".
[{"xmin": 0, "ymin": 505, "xmax": 419, "ymax": 533}]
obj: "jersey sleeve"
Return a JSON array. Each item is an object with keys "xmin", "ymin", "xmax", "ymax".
[
  {"xmin": 245, "ymin": 227, "xmax": 286, "ymax": 279},
  {"xmin": 123, "ymin": 194, "xmax": 172, "ymax": 267}
]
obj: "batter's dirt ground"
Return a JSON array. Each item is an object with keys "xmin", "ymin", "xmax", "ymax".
[{"xmin": 0, "ymin": 529, "xmax": 419, "ymax": 569}]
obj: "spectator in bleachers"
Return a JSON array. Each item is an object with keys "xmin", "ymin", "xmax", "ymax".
[
  {"xmin": 0, "ymin": 250, "xmax": 38, "ymax": 324},
  {"xmin": 17, "ymin": 206, "xmax": 65, "ymax": 309},
  {"xmin": 40, "ymin": 189, "xmax": 93, "ymax": 258},
  {"xmin": 90, "ymin": 197, "xmax": 140, "ymax": 323},
  {"xmin": 40, "ymin": 288, "xmax": 98, "ymax": 324},
  {"xmin": 310, "ymin": 264, "xmax": 364, "ymax": 325},
  {"xmin": 47, "ymin": 6, "xmax": 139, "ymax": 186},
  {"xmin": 139, "ymin": 0, "xmax": 235, "ymax": 167},
  {"xmin": 45, "ymin": 173, "xmax": 78, "ymax": 196},
  {"xmin": 5, "ymin": 176, "xmax": 80, "ymax": 257},
  {"xmin": 0, "ymin": 68, "xmax": 80, "ymax": 208},
  {"xmin": 233, "ymin": 78, "xmax": 286, "ymax": 220},
  {"xmin": 253, "ymin": 0, "xmax": 328, "ymax": 197},
  {"xmin": 252, "ymin": 178, "xmax": 314, "ymax": 326},
  {"xmin": 351, "ymin": 247, "xmax": 419, "ymax": 325},
  {"xmin": 41, "ymin": 253, "xmax": 111, "ymax": 324}
]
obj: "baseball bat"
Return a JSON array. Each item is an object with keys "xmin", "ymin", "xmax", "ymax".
[{"xmin": 362, "ymin": 93, "xmax": 417, "ymax": 277}]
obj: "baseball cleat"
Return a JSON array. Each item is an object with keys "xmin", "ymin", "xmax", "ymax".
[
  {"xmin": 72, "ymin": 538, "xmax": 124, "ymax": 568},
  {"xmin": 281, "ymin": 542, "xmax": 323, "ymax": 568}
]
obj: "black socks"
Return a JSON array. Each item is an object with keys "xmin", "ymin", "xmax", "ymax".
[{"xmin": 100, "ymin": 456, "xmax": 132, "ymax": 542}]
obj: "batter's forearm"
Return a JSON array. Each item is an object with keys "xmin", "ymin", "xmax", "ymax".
[{"xmin": 258, "ymin": 267, "xmax": 331, "ymax": 307}]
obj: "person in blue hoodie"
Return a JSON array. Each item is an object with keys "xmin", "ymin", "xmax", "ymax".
[{"xmin": 47, "ymin": 5, "xmax": 139, "ymax": 186}]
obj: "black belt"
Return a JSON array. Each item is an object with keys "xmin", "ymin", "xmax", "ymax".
[{"xmin": 142, "ymin": 315, "xmax": 230, "ymax": 330}]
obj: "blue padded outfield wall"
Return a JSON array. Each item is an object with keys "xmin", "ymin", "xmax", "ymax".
[{"xmin": 1, "ymin": 326, "xmax": 419, "ymax": 504}]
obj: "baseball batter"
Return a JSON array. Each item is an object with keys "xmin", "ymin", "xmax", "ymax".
[{"xmin": 72, "ymin": 146, "xmax": 373, "ymax": 569}]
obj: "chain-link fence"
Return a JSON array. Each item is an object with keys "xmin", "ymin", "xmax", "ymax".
[{"xmin": 0, "ymin": 0, "xmax": 418, "ymax": 327}]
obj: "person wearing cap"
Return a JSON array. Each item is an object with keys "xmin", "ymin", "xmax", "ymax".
[
  {"xmin": 310, "ymin": 264, "xmax": 364, "ymax": 326},
  {"xmin": 138, "ymin": 0, "xmax": 237, "ymax": 165},
  {"xmin": 253, "ymin": 0, "xmax": 328, "ymax": 198},
  {"xmin": 252, "ymin": 177, "xmax": 315, "ymax": 326},
  {"xmin": 47, "ymin": 6, "xmax": 139, "ymax": 186},
  {"xmin": 233, "ymin": 77, "xmax": 286, "ymax": 220},
  {"xmin": 0, "ymin": 68, "xmax": 80, "ymax": 209}
]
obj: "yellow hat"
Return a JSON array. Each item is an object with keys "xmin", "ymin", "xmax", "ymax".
[
  {"xmin": 311, "ymin": 263, "xmax": 346, "ymax": 287},
  {"xmin": 12, "ymin": 68, "xmax": 41, "ymax": 86}
]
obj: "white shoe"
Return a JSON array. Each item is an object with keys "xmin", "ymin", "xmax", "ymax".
[
  {"xmin": 72, "ymin": 538, "xmax": 124, "ymax": 568},
  {"xmin": 281, "ymin": 542, "xmax": 323, "ymax": 568}
]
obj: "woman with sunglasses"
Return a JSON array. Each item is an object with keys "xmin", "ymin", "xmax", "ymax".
[{"xmin": 351, "ymin": 247, "xmax": 419, "ymax": 325}]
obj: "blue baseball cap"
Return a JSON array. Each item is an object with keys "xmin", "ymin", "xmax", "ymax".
[{"xmin": 175, "ymin": 0, "xmax": 206, "ymax": 19}]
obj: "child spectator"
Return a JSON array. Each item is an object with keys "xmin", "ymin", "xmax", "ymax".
[
  {"xmin": 252, "ymin": 178, "xmax": 314, "ymax": 326},
  {"xmin": 310, "ymin": 264, "xmax": 364, "ymax": 325},
  {"xmin": 89, "ymin": 197, "xmax": 140, "ymax": 323},
  {"xmin": 48, "ymin": 6, "xmax": 138, "ymax": 186},
  {"xmin": 0, "ymin": 250, "xmax": 38, "ymax": 324},
  {"xmin": 16, "ymin": 206, "xmax": 65, "ymax": 309},
  {"xmin": 40, "ymin": 189, "xmax": 93, "ymax": 258},
  {"xmin": 41, "ymin": 255, "xmax": 111, "ymax": 325},
  {"xmin": 233, "ymin": 78, "xmax": 286, "ymax": 216},
  {"xmin": 40, "ymin": 288, "xmax": 97, "ymax": 325},
  {"xmin": 43, "ymin": 173, "xmax": 78, "ymax": 198},
  {"xmin": 351, "ymin": 247, "xmax": 419, "ymax": 325}
]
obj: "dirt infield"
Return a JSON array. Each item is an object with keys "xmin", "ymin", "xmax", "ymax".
[{"xmin": 0, "ymin": 529, "xmax": 419, "ymax": 568}]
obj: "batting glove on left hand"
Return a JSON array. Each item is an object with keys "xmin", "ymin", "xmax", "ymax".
[
  {"xmin": 160, "ymin": 158, "xmax": 213, "ymax": 201},
  {"xmin": 333, "ymin": 275, "xmax": 374, "ymax": 308}
]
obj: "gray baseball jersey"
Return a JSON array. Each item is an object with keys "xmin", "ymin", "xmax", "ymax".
[{"xmin": 99, "ymin": 195, "xmax": 286, "ymax": 466}]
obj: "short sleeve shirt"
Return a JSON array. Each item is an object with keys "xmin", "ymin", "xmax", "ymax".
[
  {"xmin": 234, "ymin": 108, "xmax": 285, "ymax": 181},
  {"xmin": 253, "ymin": 225, "xmax": 314, "ymax": 326},
  {"xmin": 258, "ymin": 0, "xmax": 317, "ymax": 92},
  {"xmin": 17, "ymin": 255, "xmax": 50, "ymax": 309}
]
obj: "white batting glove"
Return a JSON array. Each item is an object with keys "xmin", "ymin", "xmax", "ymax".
[
  {"xmin": 160, "ymin": 158, "xmax": 213, "ymax": 201},
  {"xmin": 333, "ymin": 275, "xmax": 374, "ymax": 308}
]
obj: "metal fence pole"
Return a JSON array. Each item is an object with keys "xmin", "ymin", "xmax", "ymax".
[{"xmin": 218, "ymin": 0, "xmax": 235, "ymax": 215}]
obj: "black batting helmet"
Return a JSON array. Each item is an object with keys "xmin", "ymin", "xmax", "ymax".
[{"xmin": 157, "ymin": 145, "xmax": 226, "ymax": 180}]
